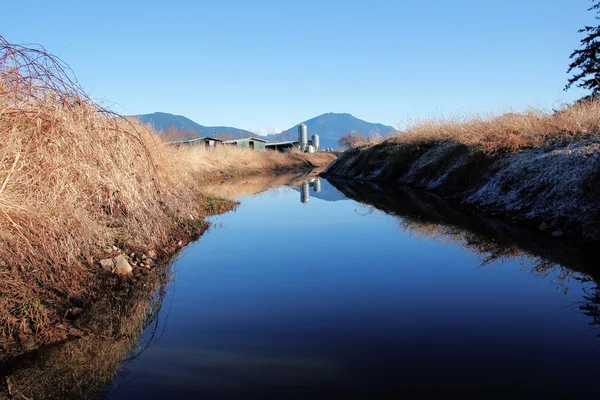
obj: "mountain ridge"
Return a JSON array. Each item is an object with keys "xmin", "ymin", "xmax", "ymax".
[
  {"xmin": 265, "ymin": 112, "xmax": 396, "ymax": 149},
  {"xmin": 133, "ymin": 112, "xmax": 396, "ymax": 148},
  {"xmin": 134, "ymin": 112, "xmax": 255, "ymax": 140}
]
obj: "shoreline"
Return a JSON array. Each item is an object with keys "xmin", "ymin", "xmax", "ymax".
[
  {"xmin": 322, "ymin": 138, "xmax": 600, "ymax": 242},
  {"xmin": 0, "ymin": 161, "xmax": 334, "ymax": 361}
]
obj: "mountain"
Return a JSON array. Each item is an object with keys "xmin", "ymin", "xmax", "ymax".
[
  {"xmin": 265, "ymin": 113, "xmax": 396, "ymax": 149},
  {"xmin": 134, "ymin": 111, "xmax": 396, "ymax": 148},
  {"xmin": 134, "ymin": 112, "xmax": 255, "ymax": 140}
]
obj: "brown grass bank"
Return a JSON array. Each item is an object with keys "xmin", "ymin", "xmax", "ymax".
[
  {"xmin": 0, "ymin": 37, "xmax": 335, "ymax": 358},
  {"xmin": 322, "ymin": 102, "xmax": 600, "ymax": 241}
]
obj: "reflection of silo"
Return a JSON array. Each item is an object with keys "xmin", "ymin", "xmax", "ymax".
[
  {"xmin": 314, "ymin": 178, "xmax": 321, "ymax": 193},
  {"xmin": 301, "ymin": 181, "xmax": 310, "ymax": 203},
  {"xmin": 298, "ymin": 124, "xmax": 308, "ymax": 151},
  {"xmin": 312, "ymin": 134, "xmax": 320, "ymax": 151}
]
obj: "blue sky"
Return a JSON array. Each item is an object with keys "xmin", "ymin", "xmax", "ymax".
[{"xmin": 3, "ymin": 0, "xmax": 595, "ymax": 131}]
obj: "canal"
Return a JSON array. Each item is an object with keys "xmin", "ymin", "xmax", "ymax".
[{"xmin": 102, "ymin": 175, "xmax": 600, "ymax": 398}]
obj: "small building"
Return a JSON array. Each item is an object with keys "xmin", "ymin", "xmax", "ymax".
[
  {"xmin": 166, "ymin": 136, "xmax": 223, "ymax": 148},
  {"xmin": 265, "ymin": 140, "xmax": 301, "ymax": 152},
  {"xmin": 222, "ymin": 137, "xmax": 267, "ymax": 150}
]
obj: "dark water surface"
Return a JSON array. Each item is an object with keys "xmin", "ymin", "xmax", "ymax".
[{"xmin": 106, "ymin": 178, "xmax": 600, "ymax": 398}]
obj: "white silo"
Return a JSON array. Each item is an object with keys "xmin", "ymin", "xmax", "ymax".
[
  {"xmin": 298, "ymin": 123, "xmax": 308, "ymax": 151},
  {"xmin": 301, "ymin": 181, "xmax": 310, "ymax": 203},
  {"xmin": 312, "ymin": 134, "xmax": 320, "ymax": 151}
]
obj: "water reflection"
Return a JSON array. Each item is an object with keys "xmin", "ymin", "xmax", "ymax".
[
  {"xmin": 200, "ymin": 171, "xmax": 322, "ymax": 201},
  {"xmin": 327, "ymin": 178, "xmax": 600, "ymax": 333},
  {"xmin": 300, "ymin": 178, "xmax": 321, "ymax": 204},
  {"xmin": 3, "ymin": 176, "xmax": 600, "ymax": 398},
  {"xmin": 0, "ymin": 254, "xmax": 177, "ymax": 399}
]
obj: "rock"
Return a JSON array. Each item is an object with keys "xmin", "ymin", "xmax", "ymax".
[
  {"xmin": 146, "ymin": 258, "xmax": 156, "ymax": 267},
  {"xmin": 539, "ymin": 222, "xmax": 549, "ymax": 231},
  {"xmin": 177, "ymin": 240, "xmax": 183, "ymax": 247},
  {"xmin": 114, "ymin": 254, "xmax": 133, "ymax": 276},
  {"xmin": 551, "ymin": 230, "xmax": 564, "ymax": 237},
  {"xmin": 147, "ymin": 250, "xmax": 157, "ymax": 259},
  {"xmin": 68, "ymin": 307, "xmax": 83, "ymax": 317},
  {"xmin": 112, "ymin": 245, "xmax": 119, "ymax": 252},
  {"xmin": 130, "ymin": 252, "xmax": 135, "ymax": 258},
  {"xmin": 99, "ymin": 258, "xmax": 114, "ymax": 271}
]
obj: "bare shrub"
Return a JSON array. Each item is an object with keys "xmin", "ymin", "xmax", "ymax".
[{"xmin": 338, "ymin": 131, "xmax": 384, "ymax": 149}]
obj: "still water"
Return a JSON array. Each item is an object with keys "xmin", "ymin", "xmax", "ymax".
[{"xmin": 107, "ymin": 177, "xmax": 600, "ymax": 398}]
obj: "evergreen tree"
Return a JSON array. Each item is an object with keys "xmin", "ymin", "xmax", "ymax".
[{"xmin": 566, "ymin": 1, "xmax": 600, "ymax": 96}]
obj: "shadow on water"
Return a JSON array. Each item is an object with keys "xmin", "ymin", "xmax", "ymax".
[{"xmin": 327, "ymin": 178, "xmax": 600, "ymax": 333}]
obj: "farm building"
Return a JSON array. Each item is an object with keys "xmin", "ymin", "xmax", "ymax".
[
  {"xmin": 165, "ymin": 137, "xmax": 223, "ymax": 147},
  {"xmin": 266, "ymin": 124, "xmax": 320, "ymax": 153},
  {"xmin": 265, "ymin": 140, "xmax": 300, "ymax": 151},
  {"xmin": 222, "ymin": 137, "xmax": 267, "ymax": 150}
]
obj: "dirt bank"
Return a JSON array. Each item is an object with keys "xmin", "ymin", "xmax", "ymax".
[{"xmin": 323, "ymin": 105, "xmax": 600, "ymax": 242}]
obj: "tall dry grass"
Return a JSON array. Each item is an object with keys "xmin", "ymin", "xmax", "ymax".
[
  {"xmin": 387, "ymin": 102, "xmax": 600, "ymax": 155},
  {"xmin": 150, "ymin": 141, "xmax": 334, "ymax": 183},
  {"xmin": 0, "ymin": 36, "xmax": 335, "ymax": 353}
]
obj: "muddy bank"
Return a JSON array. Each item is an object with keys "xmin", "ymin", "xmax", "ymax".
[
  {"xmin": 322, "ymin": 140, "xmax": 600, "ymax": 241},
  {"xmin": 0, "ymin": 242, "xmax": 183, "ymax": 400}
]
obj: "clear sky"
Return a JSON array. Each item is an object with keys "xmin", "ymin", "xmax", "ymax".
[{"xmin": 3, "ymin": 0, "xmax": 595, "ymax": 131}]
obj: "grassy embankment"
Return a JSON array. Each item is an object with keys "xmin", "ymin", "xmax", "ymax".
[
  {"xmin": 323, "ymin": 102, "xmax": 600, "ymax": 241},
  {"xmin": 0, "ymin": 38, "xmax": 335, "ymax": 357}
]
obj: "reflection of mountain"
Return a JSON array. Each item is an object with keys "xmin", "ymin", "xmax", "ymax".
[{"xmin": 291, "ymin": 178, "xmax": 347, "ymax": 203}]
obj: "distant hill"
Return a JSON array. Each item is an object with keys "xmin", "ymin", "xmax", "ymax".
[
  {"xmin": 265, "ymin": 113, "xmax": 396, "ymax": 149},
  {"xmin": 134, "ymin": 112, "xmax": 255, "ymax": 140},
  {"xmin": 134, "ymin": 111, "xmax": 395, "ymax": 148}
]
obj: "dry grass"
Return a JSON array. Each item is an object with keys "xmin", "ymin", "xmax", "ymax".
[
  {"xmin": 387, "ymin": 102, "xmax": 600, "ymax": 155},
  {"xmin": 338, "ymin": 131, "xmax": 385, "ymax": 149},
  {"xmin": 0, "ymin": 36, "xmax": 335, "ymax": 354},
  {"xmin": 148, "ymin": 141, "xmax": 334, "ymax": 184}
]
